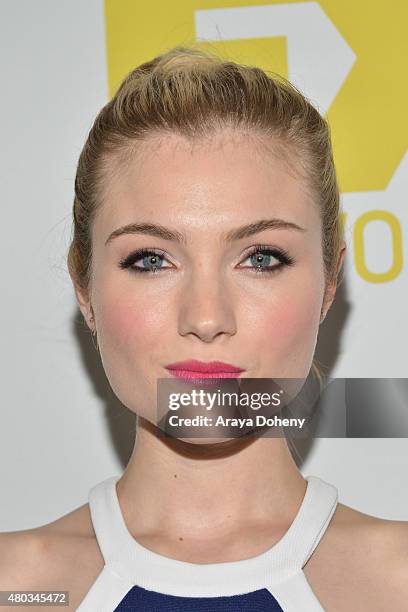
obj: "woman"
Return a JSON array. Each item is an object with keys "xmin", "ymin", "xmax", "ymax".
[{"xmin": 1, "ymin": 46, "xmax": 407, "ymax": 611}]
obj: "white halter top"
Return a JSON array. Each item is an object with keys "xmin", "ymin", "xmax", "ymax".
[{"xmin": 76, "ymin": 474, "xmax": 338, "ymax": 611}]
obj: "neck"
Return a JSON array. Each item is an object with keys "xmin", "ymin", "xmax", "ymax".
[{"xmin": 116, "ymin": 417, "xmax": 307, "ymax": 543}]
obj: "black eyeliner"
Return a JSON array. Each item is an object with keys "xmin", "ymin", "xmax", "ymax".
[
  {"xmin": 244, "ymin": 244, "xmax": 295, "ymax": 266},
  {"xmin": 118, "ymin": 248, "xmax": 167, "ymax": 273},
  {"xmin": 118, "ymin": 244, "xmax": 295, "ymax": 275}
]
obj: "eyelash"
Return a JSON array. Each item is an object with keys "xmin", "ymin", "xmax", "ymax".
[{"xmin": 118, "ymin": 244, "xmax": 295, "ymax": 276}]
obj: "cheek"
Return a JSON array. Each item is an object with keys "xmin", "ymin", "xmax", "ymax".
[
  {"xmin": 94, "ymin": 288, "xmax": 172, "ymax": 420},
  {"xmin": 266, "ymin": 297, "xmax": 319, "ymax": 342},
  {"xmin": 247, "ymin": 276, "xmax": 323, "ymax": 375},
  {"xmin": 98, "ymin": 293, "xmax": 169, "ymax": 356}
]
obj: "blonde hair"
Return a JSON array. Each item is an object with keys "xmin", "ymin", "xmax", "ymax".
[{"xmin": 68, "ymin": 45, "xmax": 344, "ymax": 383}]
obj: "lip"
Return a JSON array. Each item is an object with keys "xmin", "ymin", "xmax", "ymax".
[{"xmin": 165, "ymin": 360, "xmax": 244, "ymax": 377}]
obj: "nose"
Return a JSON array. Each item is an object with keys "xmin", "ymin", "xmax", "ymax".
[{"xmin": 178, "ymin": 273, "xmax": 237, "ymax": 343}]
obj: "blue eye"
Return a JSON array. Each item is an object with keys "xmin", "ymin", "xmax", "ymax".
[
  {"xmin": 118, "ymin": 249, "xmax": 170, "ymax": 273},
  {"xmin": 118, "ymin": 245, "xmax": 295, "ymax": 276},
  {"xmin": 240, "ymin": 245, "xmax": 295, "ymax": 274},
  {"xmin": 250, "ymin": 251, "xmax": 273, "ymax": 268}
]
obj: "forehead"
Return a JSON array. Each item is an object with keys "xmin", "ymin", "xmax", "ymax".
[{"xmin": 95, "ymin": 128, "xmax": 318, "ymax": 239}]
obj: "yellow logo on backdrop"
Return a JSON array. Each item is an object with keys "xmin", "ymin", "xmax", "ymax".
[{"xmin": 104, "ymin": 0, "xmax": 407, "ymax": 282}]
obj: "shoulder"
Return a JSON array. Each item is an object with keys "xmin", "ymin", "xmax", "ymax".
[
  {"xmin": 358, "ymin": 509, "xmax": 408, "ymax": 593},
  {"xmin": 345, "ymin": 504, "xmax": 408, "ymax": 606},
  {"xmin": 0, "ymin": 503, "xmax": 103, "ymax": 604},
  {"xmin": 332, "ymin": 500, "xmax": 408, "ymax": 557},
  {"xmin": 306, "ymin": 501, "xmax": 408, "ymax": 609},
  {"xmin": 334, "ymin": 501, "xmax": 408, "ymax": 569}
]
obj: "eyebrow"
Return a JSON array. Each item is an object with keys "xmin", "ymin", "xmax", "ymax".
[{"xmin": 104, "ymin": 218, "xmax": 306, "ymax": 246}]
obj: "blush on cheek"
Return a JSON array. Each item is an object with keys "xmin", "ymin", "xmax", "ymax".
[
  {"xmin": 97, "ymin": 293, "xmax": 169, "ymax": 376},
  {"xmin": 95, "ymin": 298, "xmax": 163, "ymax": 420},
  {"xmin": 257, "ymin": 292, "xmax": 322, "ymax": 378},
  {"xmin": 101, "ymin": 301, "xmax": 139, "ymax": 350}
]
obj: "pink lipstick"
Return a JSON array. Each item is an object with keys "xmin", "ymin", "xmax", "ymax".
[{"xmin": 165, "ymin": 359, "xmax": 244, "ymax": 383}]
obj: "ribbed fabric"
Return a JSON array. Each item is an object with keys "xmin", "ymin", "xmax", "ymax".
[
  {"xmin": 76, "ymin": 474, "xmax": 338, "ymax": 611},
  {"xmin": 114, "ymin": 585, "xmax": 284, "ymax": 611}
]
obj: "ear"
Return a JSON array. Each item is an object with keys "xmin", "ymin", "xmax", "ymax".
[
  {"xmin": 320, "ymin": 240, "xmax": 347, "ymax": 323},
  {"xmin": 73, "ymin": 284, "xmax": 95, "ymax": 332},
  {"xmin": 67, "ymin": 253, "xmax": 95, "ymax": 332}
]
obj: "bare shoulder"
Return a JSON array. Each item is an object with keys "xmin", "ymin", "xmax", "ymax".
[
  {"xmin": 304, "ymin": 501, "xmax": 408, "ymax": 611},
  {"xmin": 332, "ymin": 501, "xmax": 408, "ymax": 563},
  {"xmin": 0, "ymin": 503, "xmax": 103, "ymax": 610}
]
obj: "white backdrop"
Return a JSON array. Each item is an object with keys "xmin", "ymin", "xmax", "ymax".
[{"xmin": 0, "ymin": 0, "xmax": 407, "ymax": 531}]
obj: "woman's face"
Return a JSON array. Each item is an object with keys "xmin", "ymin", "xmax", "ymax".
[{"xmin": 79, "ymin": 128, "xmax": 339, "ymax": 432}]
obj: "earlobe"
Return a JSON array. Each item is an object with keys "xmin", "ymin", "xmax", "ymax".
[
  {"xmin": 320, "ymin": 242, "xmax": 347, "ymax": 324},
  {"xmin": 320, "ymin": 279, "xmax": 337, "ymax": 324},
  {"xmin": 336, "ymin": 240, "xmax": 347, "ymax": 275},
  {"xmin": 320, "ymin": 300, "xmax": 330, "ymax": 324},
  {"xmin": 73, "ymin": 284, "xmax": 95, "ymax": 332}
]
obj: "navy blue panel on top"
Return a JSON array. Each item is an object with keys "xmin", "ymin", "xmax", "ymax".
[{"xmin": 114, "ymin": 585, "xmax": 284, "ymax": 611}]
